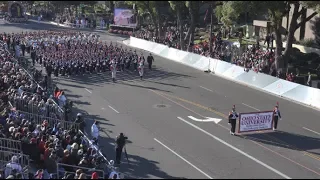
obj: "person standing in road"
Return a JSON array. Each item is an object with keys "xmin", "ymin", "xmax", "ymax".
[
  {"xmin": 115, "ymin": 133, "xmax": 128, "ymax": 165},
  {"xmin": 273, "ymin": 104, "xmax": 282, "ymax": 131},
  {"xmin": 110, "ymin": 60, "xmax": 117, "ymax": 82},
  {"xmin": 147, "ymin": 53, "xmax": 154, "ymax": 70},
  {"xmin": 138, "ymin": 56, "xmax": 144, "ymax": 80},
  {"xmin": 91, "ymin": 121, "xmax": 100, "ymax": 142},
  {"xmin": 228, "ymin": 105, "xmax": 238, "ymax": 135}
]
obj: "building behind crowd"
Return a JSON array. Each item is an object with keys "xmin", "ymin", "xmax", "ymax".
[{"xmin": 282, "ymin": 5, "xmax": 319, "ymax": 41}]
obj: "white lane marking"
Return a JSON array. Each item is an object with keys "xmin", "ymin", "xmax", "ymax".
[
  {"xmin": 303, "ymin": 127, "xmax": 320, "ymax": 136},
  {"xmin": 242, "ymin": 103, "xmax": 261, "ymax": 111},
  {"xmin": 188, "ymin": 116, "xmax": 222, "ymax": 124},
  {"xmin": 108, "ymin": 105, "xmax": 119, "ymax": 113},
  {"xmin": 85, "ymin": 88, "xmax": 92, "ymax": 94},
  {"xmin": 154, "ymin": 138, "xmax": 213, "ymax": 179},
  {"xmin": 101, "ymin": 107, "xmax": 105, "ymax": 110},
  {"xmin": 199, "ymin": 86, "xmax": 213, "ymax": 92},
  {"xmin": 177, "ymin": 117, "xmax": 291, "ymax": 179}
]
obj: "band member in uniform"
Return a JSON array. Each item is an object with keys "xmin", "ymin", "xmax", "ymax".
[
  {"xmin": 228, "ymin": 105, "xmax": 238, "ymax": 135},
  {"xmin": 138, "ymin": 58, "xmax": 144, "ymax": 80},
  {"xmin": 273, "ymin": 103, "xmax": 282, "ymax": 131},
  {"xmin": 147, "ymin": 53, "xmax": 154, "ymax": 70},
  {"xmin": 110, "ymin": 60, "xmax": 117, "ymax": 82},
  {"xmin": 133, "ymin": 51, "xmax": 138, "ymax": 71},
  {"xmin": 120, "ymin": 55, "xmax": 125, "ymax": 71}
]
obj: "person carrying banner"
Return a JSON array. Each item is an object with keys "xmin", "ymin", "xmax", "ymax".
[
  {"xmin": 228, "ymin": 105, "xmax": 238, "ymax": 135},
  {"xmin": 273, "ymin": 103, "xmax": 282, "ymax": 131}
]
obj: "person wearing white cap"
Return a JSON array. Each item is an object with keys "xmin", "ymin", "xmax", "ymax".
[
  {"xmin": 110, "ymin": 60, "xmax": 117, "ymax": 82},
  {"xmin": 91, "ymin": 121, "xmax": 100, "ymax": 141},
  {"xmin": 138, "ymin": 57, "xmax": 144, "ymax": 80},
  {"xmin": 4, "ymin": 156, "xmax": 22, "ymax": 178}
]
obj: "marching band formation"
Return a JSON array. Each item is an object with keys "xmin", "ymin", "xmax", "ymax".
[{"xmin": 2, "ymin": 30, "xmax": 154, "ymax": 82}]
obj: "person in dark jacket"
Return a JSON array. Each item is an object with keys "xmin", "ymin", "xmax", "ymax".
[
  {"xmin": 115, "ymin": 133, "xmax": 128, "ymax": 165},
  {"xmin": 273, "ymin": 104, "xmax": 282, "ymax": 131},
  {"xmin": 31, "ymin": 48, "xmax": 36, "ymax": 66},
  {"xmin": 228, "ymin": 105, "xmax": 238, "ymax": 136},
  {"xmin": 20, "ymin": 42, "xmax": 26, "ymax": 57},
  {"xmin": 45, "ymin": 152, "xmax": 57, "ymax": 174},
  {"xmin": 75, "ymin": 113, "xmax": 85, "ymax": 132},
  {"xmin": 147, "ymin": 53, "xmax": 154, "ymax": 70}
]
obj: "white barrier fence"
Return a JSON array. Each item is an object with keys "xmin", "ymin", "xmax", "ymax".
[
  {"xmin": 49, "ymin": 21, "xmax": 106, "ymax": 29},
  {"xmin": 127, "ymin": 37, "xmax": 320, "ymax": 109}
]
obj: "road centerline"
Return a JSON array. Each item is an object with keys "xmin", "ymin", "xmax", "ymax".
[
  {"xmin": 108, "ymin": 105, "xmax": 119, "ymax": 113},
  {"xmin": 199, "ymin": 86, "xmax": 213, "ymax": 92},
  {"xmin": 85, "ymin": 88, "xmax": 92, "ymax": 94},
  {"xmin": 303, "ymin": 127, "xmax": 320, "ymax": 136},
  {"xmin": 241, "ymin": 103, "xmax": 261, "ymax": 111}
]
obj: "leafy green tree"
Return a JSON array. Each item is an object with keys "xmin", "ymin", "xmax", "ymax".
[
  {"xmin": 169, "ymin": 1, "xmax": 186, "ymax": 50},
  {"xmin": 217, "ymin": 1, "xmax": 320, "ymax": 70},
  {"xmin": 185, "ymin": 1, "xmax": 200, "ymax": 50},
  {"xmin": 311, "ymin": 16, "xmax": 320, "ymax": 48},
  {"xmin": 125, "ymin": 1, "xmax": 162, "ymax": 39},
  {"xmin": 206, "ymin": 1, "xmax": 223, "ymax": 56}
]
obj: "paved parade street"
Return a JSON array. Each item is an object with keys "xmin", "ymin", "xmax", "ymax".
[{"xmin": 3, "ymin": 20, "xmax": 320, "ymax": 179}]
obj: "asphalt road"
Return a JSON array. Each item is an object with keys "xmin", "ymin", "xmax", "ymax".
[{"xmin": 3, "ymin": 20, "xmax": 320, "ymax": 179}]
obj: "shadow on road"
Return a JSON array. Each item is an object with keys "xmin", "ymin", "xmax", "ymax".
[
  {"xmin": 144, "ymin": 79, "xmax": 191, "ymax": 89},
  {"xmin": 58, "ymin": 66, "xmax": 193, "ymax": 92},
  {"xmin": 77, "ymin": 113, "xmax": 182, "ymax": 179},
  {"xmin": 242, "ymin": 130, "xmax": 320, "ymax": 155},
  {"xmin": 119, "ymin": 153, "xmax": 187, "ymax": 179}
]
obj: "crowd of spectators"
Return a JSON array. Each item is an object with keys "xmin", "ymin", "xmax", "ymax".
[
  {"xmin": 132, "ymin": 25, "xmax": 304, "ymax": 83},
  {"xmin": 133, "ymin": 25, "xmax": 234, "ymax": 62},
  {"xmin": 0, "ymin": 31, "xmax": 120, "ymax": 179}
]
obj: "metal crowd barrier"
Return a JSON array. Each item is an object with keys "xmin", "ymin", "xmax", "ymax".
[
  {"xmin": 0, "ymin": 150, "xmax": 30, "ymax": 179},
  {"xmin": 56, "ymin": 163, "xmax": 105, "ymax": 179},
  {"xmin": 3, "ymin": 48, "xmax": 45, "ymax": 92},
  {"xmin": 16, "ymin": 110, "xmax": 79, "ymax": 131},
  {"xmin": 79, "ymin": 130, "xmax": 110, "ymax": 164},
  {"xmin": 9, "ymin": 96, "xmax": 65, "ymax": 121},
  {"xmin": 78, "ymin": 130, "xmax": 123, "ymax": 178},
  {"xmin": 0, "ymin": 138, "xmax": 22, "ymax": 154}
]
